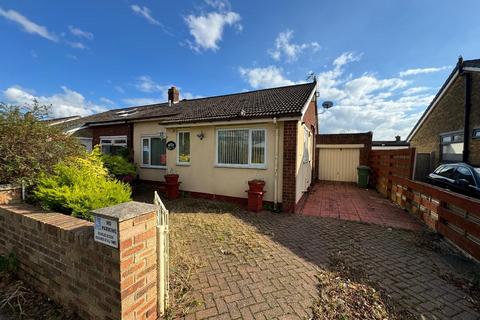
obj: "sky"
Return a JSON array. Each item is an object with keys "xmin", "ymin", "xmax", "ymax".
[{"xmin": 1, "ymin": 0, "xmax": 480, "ymax": 140}]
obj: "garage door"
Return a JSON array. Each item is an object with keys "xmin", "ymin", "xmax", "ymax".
[{"xmin": 318, "ymin": 147, "xmax": 360, "ymax": 182}]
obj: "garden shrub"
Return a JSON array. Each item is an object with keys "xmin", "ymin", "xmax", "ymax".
[
  {"xmin": 0, "ymin": 101, "xmax": 82, "ymax": 185},
  {"xmin": 33, "ymin": 148, "xmax": 131, "ymax": 221},
  {"xmin": 101, "ymin": 152, "xmax": 136, "ymax": 178}
]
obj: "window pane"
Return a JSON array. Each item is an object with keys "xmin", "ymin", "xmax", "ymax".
[
  {"xmin": 142, "ymin": 139, "xmax": 149, "ymax": 165},
  {"xmin": 218, "ymin": 130, "xmax": 248, "ymax": 165},
  {"xmin": 110, "ymin": 146, "xmax": 127, "ymax": 156},
  {"xmin": 455, "ymin": 167, "xmax": 475, "ymax": 185},
  {"xmin": 251, "ymin": 130, "xmax": 265, "ymax": 164},
  {"xmin": 438, "ymin": 165, "xmax": 456, "ymax": 178},
  {"xmin": 442, "ymin": 142, "xmax": 463, "ymax": 162},
  {"xmin": 178, "ymin": 132, "xmax": 190, "ymax": 163},
  {"xmin": 101, "ymin": 145, "xmax": 111, "ymax": 154},
  {"xmin": 151, "ymin": 137, "xmax": 166, "ymax": 166}
]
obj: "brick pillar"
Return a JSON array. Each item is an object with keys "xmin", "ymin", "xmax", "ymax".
[
  {"xmin": 92, "ymin": 202, "xmax": 159, "ymax": 320},
  {"xmin": 282, "ymin": 121, "xmax": 298, "ymax": 213}
]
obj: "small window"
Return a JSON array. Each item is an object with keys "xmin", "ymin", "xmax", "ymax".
[
  {"xmin": 216, "ymin": 128, "xmax": 266, "ymax": 168},
  {"xmin": 177, "ymin": 132, "xmax": 191, "ymax": 164},
  {"xmin": 473, "ymin": 128, "xmax": 480, "ymax": 139},
  {"xmin": 100, "ymin": 135, "xmax": 127, "ymax": 155},
  {"xmin": 141, "ymin": 136, "xmax": 166, "ymax": 168}
]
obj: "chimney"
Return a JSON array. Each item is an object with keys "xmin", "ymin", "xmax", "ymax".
[
  {"xmin": 168, "ymin": 86, "xmax": 179, "ymax": 105},
  {"xmin": 395, "ymin": 135, "xmax": 401, "ymax": 142}
]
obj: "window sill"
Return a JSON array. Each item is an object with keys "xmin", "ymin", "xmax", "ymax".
[
  {"xmin": 215, "ymin": 164, "xmax": 267, "ymax": 170},
  {"xmin": 176, "ymin": 162, "xmax": 191, "ymax": 166},
  {"xmin": 140, "ymin": 165, "xmax": 167, "ymax": 169}
]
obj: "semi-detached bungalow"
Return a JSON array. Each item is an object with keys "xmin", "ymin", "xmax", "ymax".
[{"xmin": 65, "ymin": 82, "xmax": 319, "ymax": 213}]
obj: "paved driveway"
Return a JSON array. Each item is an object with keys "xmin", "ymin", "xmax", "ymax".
[
  {"xmin": 165, "ymin": 198, "xmax": 480, "ymax": 320},
  {"xmin": 300, "ymin": 181, "xmax": 422, "ymax": 230}
]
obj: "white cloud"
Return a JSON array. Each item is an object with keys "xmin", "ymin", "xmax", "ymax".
[
  {"xmin": 100, "ymin": 97, "xmax": 115, "ymax": 105},
  {"xmin": 239, "ymin": 66, "xmax": 296, "ymax": 89},
  {"xmin": 184, "ymin": 0, "xmax": 241, "ymax": 52},
  {"xmin": 268, "ymin": 30, "xmax": 320, "ymax": 62},
  {"xmin": 3, "ymin": 86, "xmax": 107, "ymax": 118},
  {"xmin": 122, "ymin": 97, "xmax": 160, "ymax": 106},
  {"xmin": 134, "ymin": 76, "xmax": 170, "ymax": 93},
  {"xmin": 403, "ymin": 86, "xmax": 430, "ymax": 95},
  {"xmin": 399, "ymin": 66, "xmax": 450, "ymax": 77},
  {"xmin": 131, "ymin": 4, "xmax": 160, "ymax": 25},
  {"xmin": 68, "ymin": 25, "xmax": 93, "ymax": 40},
  {"xmin": 66, "ymin": 41, "xmax": 88, "ymax": 50},
  {"xmin": 312, "ymin": 53, "xmax": 435, "ymax": 140},
  {"xmin": 0, "ymin": 7, "xmax": 58, "ymax": 42}
]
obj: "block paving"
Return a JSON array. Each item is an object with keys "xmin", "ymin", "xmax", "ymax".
[
  {"xmin": 168, "ymin": 199, "xmax": 480, "ymax": 320},
  {"xmin": 300, "ymin": 181, "xmax": 422, "ymax": 230}
]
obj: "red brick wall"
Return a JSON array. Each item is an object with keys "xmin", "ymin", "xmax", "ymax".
[
  {"xmin": 282, "ymin": 121, "xmax": 298, "ymax": 213},
  {"xmin": 315, "ymin": 132, "xmax": 373, "ymax": 168},
  {"xmin": 0, "ymin": 202, "xmax": 158, "ymax": 320},
  {"xmin": 91, "ymin": 123, "xmax": 133, "ymax": 149}
]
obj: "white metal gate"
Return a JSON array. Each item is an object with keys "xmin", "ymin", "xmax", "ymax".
[
  {"xmin": 154, "ymin": 191, "xmax": 169, "ymax": 316},
  {"xmin": 318, "ymin": 146, "xmax": 360, "ymax": 182}
]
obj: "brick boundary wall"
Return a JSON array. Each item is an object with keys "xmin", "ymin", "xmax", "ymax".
[
  {"xmin": 282, "ymin": 121, "xmax": 298, "ymax": 213},
  {"xmin": 315, "ymin": 132, "xmax": 373, "ymax": 170},
  {"xmin": 0, "ymin": 201, "xmax": 159, "ymax": 320}
]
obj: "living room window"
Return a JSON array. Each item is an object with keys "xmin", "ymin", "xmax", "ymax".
[
  {"xmin": 141, "ymin": 136, "xmax": 166, "ymax": 168},
  {"xmin": 216, "ymin": 128, "xmax": 266, "ymax": 168}
]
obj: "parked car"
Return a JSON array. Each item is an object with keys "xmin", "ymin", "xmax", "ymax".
[{"xmin": 427, "ymin": 163, "xmax": 480, "ymax": 198}]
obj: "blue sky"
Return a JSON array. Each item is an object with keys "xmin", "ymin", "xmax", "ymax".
[{"xmin": 1, "ymin": 0, "xmax": 479, "ymax": 139}]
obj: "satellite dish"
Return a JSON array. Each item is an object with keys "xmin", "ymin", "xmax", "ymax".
[{"xmin": 322, "ymin": 101, "xmax": 333, "ymax": 109}]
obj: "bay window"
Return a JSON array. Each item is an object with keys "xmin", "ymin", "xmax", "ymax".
[
  {"xmin": 216, "ymin": 128, "xmax": 266, "ymax": 168},
  {"xmin": 141, "ymin": 136, "xmax": 166, "ymax": 168},
  {"xmin": 177, "ymin": 131, "xmax": 191, "ymax": 164}
]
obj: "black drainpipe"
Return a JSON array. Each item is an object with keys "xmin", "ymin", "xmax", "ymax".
[{"xmin": 463, "ymin": 72, "xmax": 472, "ymax": 163}]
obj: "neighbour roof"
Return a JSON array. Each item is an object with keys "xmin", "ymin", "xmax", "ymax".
[
  {"xmin": 406, "ymin": 58, "xmax": 480, "ymax": 142},
  {"xmin": 43, "ymin": 115, "xmax": 81, "ymax": 126},
  {"xmin": 372, "ymin": 140, "xmax": 409, "ymax": 147},
  {"xmin": 67, "ymin": 82, "xmax": 316, "ymax": 128}
]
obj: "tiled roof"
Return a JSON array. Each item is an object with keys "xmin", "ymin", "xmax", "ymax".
[{"xmin": 79, "ymin": 82, "xmax": 316, "ymax": 126}]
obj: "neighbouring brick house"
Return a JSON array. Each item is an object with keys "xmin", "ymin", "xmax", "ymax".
[
  {"xmin": 407, "ymin": 58, "xmax": 480, "ymax": 177},
  {"xmin": 49, "ymin": 82, "xmax": 319, "ymax": 213}
]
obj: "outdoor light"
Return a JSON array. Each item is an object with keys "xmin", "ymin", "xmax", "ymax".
[{"xmin": 197, "ymin": 131, "xmax": 205, "ymax": 140}]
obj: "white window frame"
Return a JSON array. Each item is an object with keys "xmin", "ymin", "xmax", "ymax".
[
  {"xmin": 215, "ymin": 128, "xmax": 267, "ymax": 169},
  {"xmin": 176, "ymin": 131, "xmax": 191, "ymax": 165},
  {"xmin": 141, "ymin": 135, "xmax": 167, "ymax": 169},
  {"xmin": 99, "ymin": 135, "xmax": 127, "ymax": 154}
]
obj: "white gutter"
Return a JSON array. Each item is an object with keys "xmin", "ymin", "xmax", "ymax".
[
  {"xmin": 163, "ymin": 117, "xmax": 300, "ymax": 128},
  {"xmin": 407, "ymin": 70, "xmax": 459, "ymax": 142},
  {"xmin": 273, "ymin": 117, "xmax": 279, "ymax": 211}
]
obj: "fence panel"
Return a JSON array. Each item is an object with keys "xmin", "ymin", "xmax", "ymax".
[
  {"xmin": 369, "ymin": 148, "xmax": 416, "ymax": 196},
  {"xmin": 390, "ymin": 176, "xmax": 480, "ymax": 261}
]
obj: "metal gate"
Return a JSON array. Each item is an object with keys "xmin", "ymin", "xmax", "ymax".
[{"xmin": 154, "ymin": 191, "xmax": 169, "ymax": 316}]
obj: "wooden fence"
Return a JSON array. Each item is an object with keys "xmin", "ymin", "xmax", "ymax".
[
  {"xmin": 390, "ymin": 175, "xmax": 480, "ymax": 261},
  {"xmin": 369, "ymin": 148, "xmax": 416, "ymax": 196}
]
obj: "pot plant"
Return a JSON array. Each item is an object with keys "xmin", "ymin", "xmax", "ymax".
[
  {"xmin": 164, "ymin": 169, "xmax": 179, "ymax": 184},
  {"xmin": 248, "ymin": 179, "xmax": 266, "ymax": 192}
]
